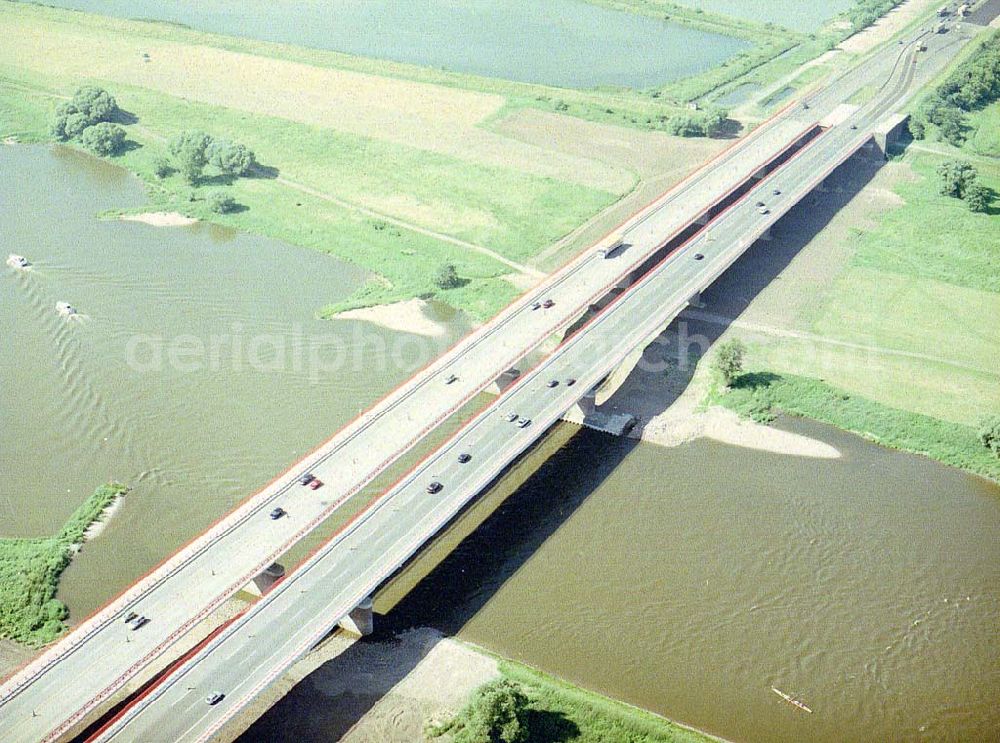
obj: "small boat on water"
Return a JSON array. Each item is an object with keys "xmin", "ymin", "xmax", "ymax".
[
  {"xmin": 771, "ymin": 687, "xmax": 812, "ymax": 713},
  {"xmin": 56, "ymin": 301, "xmax": 78, "ymax": 317},
  {"xmin": 6, "ymin": 254, "xmax": 30, "ymax": 269}
]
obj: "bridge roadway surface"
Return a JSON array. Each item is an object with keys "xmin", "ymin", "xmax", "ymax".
[
  {"xmin": 0, "ymin": 98, "xmax": 815, "ymax": 743},
  {"xmin": 89, "ymin": 25, "xmax": 975, "ymax": 743}
]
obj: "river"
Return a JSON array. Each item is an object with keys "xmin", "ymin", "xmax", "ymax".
[
  {"xmin": 22, "ymin": 0, "xmax": 750, "ymax": 89},
  {"xmin": 0, "ymin": 144, "xmax": 467, "ymax": 615},
  {"xmin": 4, "ymin": 146, "xmax": 999, "ymax": 742},
  {"xmin": 376, "ymin": 419, "xmax": 1000, "ymax": 742}
]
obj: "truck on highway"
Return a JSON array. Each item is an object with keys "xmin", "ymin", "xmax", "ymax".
[{"xmin": 596, "ymin": 231, "xmax": 625, "ymax": 258}]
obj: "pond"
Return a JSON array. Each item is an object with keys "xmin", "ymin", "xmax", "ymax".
[{"xmin": 26, "ymin": 0, "xmax": 751, "ymax": 89}]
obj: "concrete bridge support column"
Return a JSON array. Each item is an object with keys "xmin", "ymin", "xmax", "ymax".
[
  {"xmin": 248, "ymin": 563, "xmax": 285, "ymax": 597},
  {"xmin": 339, "ymin": 596, "xmax": 374, "ymax": 637},
  {"xmin": 488, "ymin": 368, "xmax": 520, "ymax": 395},
  {"xmin": 688, "ymin": 290, "xmax": 706, "ymax": 309},
  {"xmin": 757, "ymin": 226, "xmax": 772, "ymax": 242},
  {"xmin": 571, "ymin": 389, "xmax": 598, "ymax": 419}
]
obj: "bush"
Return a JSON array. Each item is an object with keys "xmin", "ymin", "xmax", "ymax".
[
  {"xmin": 207, "ymin": 140, "xmax": 257, "ymax": 176},
  {"xmin": 432, "ymin": 679, "xmax": 531, "ymax": 743},
  {"xmin": 153, "ymin": 157, "xmax": 173, "ymax": 179},
  {"xmin": 980, "ymin": 415, "xmax": 1000, "ymax": 456},
  {"xmin": 964, "ymin": 182, "xmax": 991, "ymax": 213},
  {"xmin": 434, "ymin": 263, "xmax": 461, "ymax": 290},
  {"xmin": 207, "ymin": 191, "xmax": 239, "ymax": 214},
  {"xmin": 79, "ymin": 123, "xmax": 126, "ymax": 156}
]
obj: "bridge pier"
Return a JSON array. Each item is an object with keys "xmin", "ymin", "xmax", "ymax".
[
  {"xmin": 688, "ymin": 290, "xmax": 707, "ymax": 309},
  {"xmin": 488, "ymin": 368, "xmax": 521, "ymax": 394},
  {"xmin": 247, "ymin": 563, "xmax": 285, "ymax": 597},
  {"xmin": 338, "ymin": 596, "xmax": 374, "ymax": 637},
  {"xmin": 757, "ymin": 226, "xmax": 772, "ymax": 242}
]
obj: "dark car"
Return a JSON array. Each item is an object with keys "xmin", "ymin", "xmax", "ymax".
[
  {"xmin": 850, "ymin": 123, "xmax": 858, "ymax": 130},
  {"xmin": 772, "ymin": 188, "xmax": 781, "ymax": 196},
  {"xmin": 269, "ymin": 507, "xmax": 286, "ymax": 520},
  {"xmin": 426, "ymin": 481, "xmax": 443, "ymax": 494},
  {"xmin": 542, "ymin": 299, "xmax": 555, "ymax": 308},
  {"xmin": 517, "ymin": 418, "xmax": 532, "ymax": 429},
  {"xmin": 206, "ymin": 692, "xmax": 225, "ymax": 706},
  {"xmin": 457, "ymin": 453, "xmax": 472, "ymax": 464},
  {"xmin": 308, "ymin": 478, "xmax": 324, "ymax": 490},
  {"xmin": 755, "ymin": 201, "xmax": 765, "ymax": 207},
  {"xmin": 445, "ymin": 373, "xmax": 458, "ymax": 384},
  {"xmin": 546, "ymin": 380, "xmax": 559, "ymax": 388},
  {"xmin": 565, "ymin": 378, "xmax": 576, "ymax": 386},
  {"xmin": 123, "ymin": 611, "xmax": 138, "ymax": 624},
  {"xmin": 297, "ymin": 473, "xmax": 315, "ymax": 486},
  {"xmin": 505, "ymin": 411, "xmax": 519, "ymax": 422},
  {"xmin": 693, "ymin": 253, "xmax": 705, "ymax": 261}
]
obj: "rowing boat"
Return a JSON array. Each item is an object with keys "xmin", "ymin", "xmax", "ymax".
[{"xmin": 771, "ymin": 686, "xmax": 812, "ymax": 713}]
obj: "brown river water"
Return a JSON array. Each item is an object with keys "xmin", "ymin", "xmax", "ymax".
[{"xmin": 3, "ymin": 146, "xmax": 998, "ymax": 742}]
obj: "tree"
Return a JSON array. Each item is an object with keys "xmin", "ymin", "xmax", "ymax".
[
  {"xmin": 207, "ymin": 140, "xmax": 257, "ymax": 176},
  {"xmin": 454, "ymin": 679, "xmax": 530, "ymax": 743},
  {"xmin": 207, "ymin": 191, "xmax": 239, "ymax": 214},
  {"xmin": 907, "ymin": 115, "xmax": 926, "ymax": 140},
  {"xmin": 934, "ymin": 105, "xmax": 969, "ymax": 146},
  {"xmin": 434, "ymin": 263, "xmax": 461, "ymax": 290},
  {"xmin": 936, "ymin": 160, "xmax": 977, "ymax": 198},
  {"xmin": 964, "ymin": 181, "xmax": 991, "ymax": 213},
  {"xmin": 169, "ymin": 130, "xmax": 214, "ymax": 184},
  {"xmin": 79, "ymin": 123, "xmax": 126, "ymax": 156},
  {"xmin": 702, "ymin": 108, "xmax": 729, "ymax": 138},
  {"xmin": 712, "ymin": 338, "xmax": 746, "ymax": 387}
]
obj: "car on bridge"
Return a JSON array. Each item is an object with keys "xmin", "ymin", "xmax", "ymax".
[
  {"xmin": 308, "ymin": 479, "xmax": 324, "ymax": 490},
  {"xmin": 445, "ymin": 374, "xmax": 458, "ymax": 384},
  {"xmin": 505, "ymin": 411, "xmax": 519, "ymax": 422},
  {"xmin": 269, "ymin": 507, "xmax": 286, "ymax": 520},
  {"xmin": 457, "ymin": 453, "xmax": 472, "ymax": 464},
  {"xmin": 205, "ymin": 693, "xmax": 225, "ymax": 706},
  {"xmin": 546, "ymin": 379, "xmax": 559, "ymax": 388},
  {"xmin": 543, "ymin": 299, "xmax": 555, "ymax": 309},
  {"xmin": 297, "ymin": 473, "xmax": 315, "ymax": 486},
  {"xmin": 127, "ymin": 615, "xmax": 149, "ymax": 631},
  {"xmin": 517, "ymin": 418, "xmax": 532, "ymax": 428},
  {"xmin": 426, "ymin": 481, "xmax": 443, "ymax": 494}
]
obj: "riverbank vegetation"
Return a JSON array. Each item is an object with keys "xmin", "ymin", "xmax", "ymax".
[
  {"xmin": 431, "ymin": 660, "xmax": 714, "ymax": 743},
  {"xmin": 0, "ymin": 483, "xmax": 128, "ymax": 645},
  {"xmin": 716, "ymin": 374, "xmax": 1000, "ymax": 481}
]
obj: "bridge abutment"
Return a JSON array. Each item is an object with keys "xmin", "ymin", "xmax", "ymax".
[
  {"xmin": 488, "ymin": 368, "xmax": 521, "ymax": 394},
  {"xmin": 247, "ymin": 563, "xmax": 285, "ymax": 597}
]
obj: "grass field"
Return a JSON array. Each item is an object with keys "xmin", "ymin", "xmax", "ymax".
[
  {"xmin": 700, "ymin": 68, "xmax": 1000, "ymax": 471},
  {"xmin": 0, "ymin": 483, "xmax": 127, "ymax": 645},
  {"xmin": 0, "ymin": 2, "xmax": 751, "ymax": 319}
]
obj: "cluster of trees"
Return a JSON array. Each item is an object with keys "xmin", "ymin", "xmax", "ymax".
[
  {"xmin": 846, "ymin": 0, "xmax": 904, "ymax": 34},
  {"xmin": 911, "ymin": 31, "xmax": 1000, "ymax": 146},
  {"xmin": 665, "ymin": 108, "xmax": 728, "ymax": 138},
  {"xmin": 429, "ymin": 679, "xmax": 532, "ymax": 743},
  {"xmin": 166, "ymin": 130, "xmax": 257, "ymax": 184},
  {"xmin": 936, "ymin": 160, "xmax": 991, "ymax": 213},
  {"xmin": 50, "ymin": 86, "xmax": 128, "ymax": 156}
]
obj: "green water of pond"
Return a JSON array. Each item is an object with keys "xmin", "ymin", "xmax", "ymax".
[
  {"xmin": 25, "ymin": 0, "xmax": 750, "ymax": 89},
  {"xmin": 671, "ymin": 0, "xmax": 856, "ymax": 33}
]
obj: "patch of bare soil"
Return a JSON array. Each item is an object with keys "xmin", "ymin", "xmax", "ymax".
[
  {"xmin": 120, "ymin": 211, "xmax": 197, "ymax": 227},
  {"xmin": 336, "ymin": 299, "xmax": 449, "ymax": 338},
  {"xmin": 226, "ymin": 627, "xmax": 497, "ymax": 743}
]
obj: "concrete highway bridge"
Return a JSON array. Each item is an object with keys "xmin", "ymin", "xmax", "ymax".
[{"xmin": 0, "ymin": 17, "xmax": 981, "ymax": 743}]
